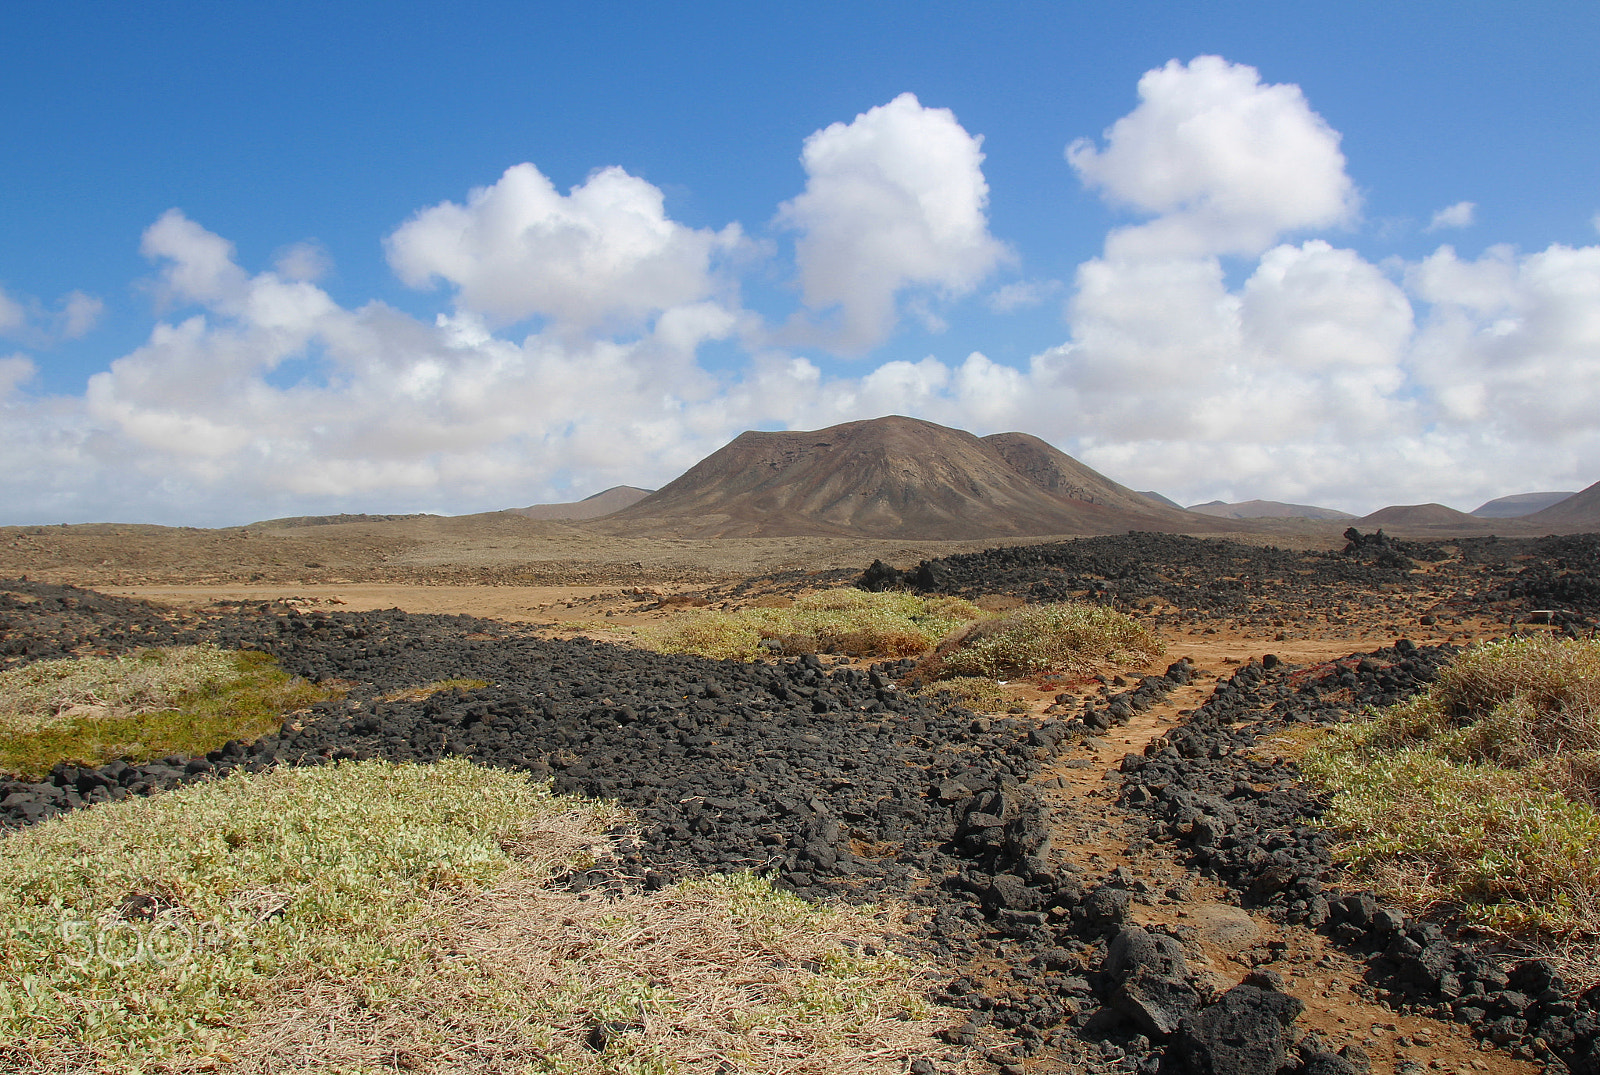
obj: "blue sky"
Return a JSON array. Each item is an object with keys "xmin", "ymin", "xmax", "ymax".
[{"xmin": 3, "ymin": 1, "xmax": 1598, "ymax": 525}]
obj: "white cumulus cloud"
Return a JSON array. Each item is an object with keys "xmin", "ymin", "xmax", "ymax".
[
  {"xmin": 4, "ymin": 65, "xmax": 1600, "ymax": 525},
  {"xmin": 1427, "ymin": 201, "xmax": 1477, "ymax": 231},
  {"xmin": 1067, "ymin": 56, "xmax": 1358, "ymax": 260},
  {"xmin": 385, "ymin": 162, "xmax": 746, "ymax": 333},
  {"xmin": 778, "ymin": 92, "xmax": 1010, "ymax": 352}
]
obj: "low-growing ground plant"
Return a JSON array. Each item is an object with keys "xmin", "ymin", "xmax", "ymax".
[
  {"xmin": 0, "ymin": 645, "xmax": 332, "ymax": 778},
  {"xmin": 913, "ymin": 676, "xmax": 1009, "ymax": 713},
  {"xmin": 934, "ymin": 601, "xmax": 1165, "ymax": 680},
  {"xmin": 0, "ymin": 758, "xmax": 970, "ymax": 1074},
  {"xmin": 1304, "ymin": 635, "xmax": 1600, "ymax": 944},
  {"xmin": 640, "ymin": 589, "xmax": 987, "ymax": 662},
  {"xmin": 379, "ymin": 677, "xmax": 492, "ymax": 703}
]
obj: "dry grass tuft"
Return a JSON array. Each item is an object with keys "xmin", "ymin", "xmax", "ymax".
[
  {"xmin": 914, "ymin": 676, "xmax": 1009, "ymax": 713},
  {"xmin": 0, "ymin": 759, "xmax": 973, "ymax": 1075},
  {"xmin": 379, "ymin": 677, "xmax": 492, "ymax": 703},
  {"xmin": 1305, "ymin": 636, "xmax": 1600, "ymax": 955},
  {"xmin": 934, "ymin": 602, "xmax": 1165, "ymax": 680},
  {"xmin": 640, "ymin": 589, "xmax": 986, "ymax": 662},
  {"xmin": 219, "ymin": 872, "xmax": 969, "ymax": 1075}
]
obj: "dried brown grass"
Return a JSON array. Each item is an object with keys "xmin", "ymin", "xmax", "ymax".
[{"xmin": 206, "ymin": 868, "xmax": 976, "ymax": 1075}]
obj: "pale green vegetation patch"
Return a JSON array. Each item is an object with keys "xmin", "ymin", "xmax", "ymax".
[
  {"xmin": 0, "ymin": 759, "xmax": 966, "ymax": 1075},
  {"xmin": 640, "ymin": 589, "xmax": 987, "ymax": 662},
  {"xmin": 914, "ymin": 676, "xmax": 1009, "ymax": 713},
  {"xmin": 0, "ymin": 646, "xmax": 332, "ymax": 779},
  {"xmin": 1304, "ymin": 635, "xmax": 1600, "ymax": 941},
  {"xmin": 0, "ymin": 645, "xmax": 241, "ymax": 734},
  {"xmin": 935, "ymin": 602, "xmax": 1165, "ymax": 680}
]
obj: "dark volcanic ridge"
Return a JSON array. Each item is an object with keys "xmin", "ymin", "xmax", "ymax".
[{"xmin": 597, "ymin": 415, "xmax": 1210, "ymax": 540}]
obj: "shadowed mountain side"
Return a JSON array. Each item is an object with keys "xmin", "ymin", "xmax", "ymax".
[
  {"xmin": 1189, "ymin": 499, "xmax": 1355, "ymax": 521},
  {"xmin": 1470, "ymin": 490, "xmax": 1576, "ymax": 518},
  {"xmin": 509, "ymin": 486, "xmax": 654, "ymax": 521},
  {"xmin": 1358, "ymin": 503, "xmax": 1490, "ymax": 527},
  {"xmin": 593, "ymin": 416, "xmax": 1212, "ymax": 540},
  {"xmin": 980, "ymin": 432, "xmax": 1182, "ymax": 516},
  {"xmin": 1137, "ymin": 490, "xmax": 1184, "ymax": 510},
  {"xmin": 1523, "ymin": 480, "xmax": 1600, "ymax": 529}
]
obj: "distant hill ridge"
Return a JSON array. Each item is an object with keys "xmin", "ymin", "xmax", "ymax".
[
  {"xmin": 595, "ymin": 415, "xmax": 1206, "ymax": 540},
  {"xmin": 248, "ymin": 513, "xmax": 437, "ymax": 529},
  {"xmin": 1358, "ymin": 503, "xmax": 1484, "ymax": 527},
  {"xmin": 1187, "ymin": 499, "xmax": 1354, "ymax": 521},
  {"xmin": 1524, "ymin": 480, "xmax": 1600, "ymax": 528},
  {"xmin": 510, "ymin": 486, "xmax": 654, "ymax": 521},
  {"xmin": 1471, "ymin": 491, "xmax": 1577, "ymax": 518}
]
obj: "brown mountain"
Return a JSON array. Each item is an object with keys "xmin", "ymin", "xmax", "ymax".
[
  {"xmin": 1189, "ymin": 499, "xmax": 1355, "ymax": 521},
  {"xmin": 1470, "ymin": 490, "xmax": 1576, "ymax": 519},
  {"xmin": 981, "ymin": 431, "xmax": 1173, "ymax": 515},
  {"xmin": 1523, "ymin": 480, "xmax": 1600, "ymax": 529},
  {"xmin": 1358, "ymin": 503, "xmax": 1485, "ymax": 527},
  {"xmin": 597, "ymin": 415, "xmax": 1204, "ymax": 539},
  {"xmin": 509, "ymin": 486, "xmax": 653, "ymax": 521}
]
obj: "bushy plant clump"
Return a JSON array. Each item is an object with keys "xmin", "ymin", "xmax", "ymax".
[
  {"xmin": 1305, "ymin": 635, "xmax": 1600, "ymax": 938},
  {"xmin": 0, "ymin": 646, "xmax": 331, "ymax": 778},
  {"xmin": 642, "ymin": 589, "xmax": 986, "ymax": 662},
  {"xmin": 937, "ymin": 602, "xmax": 1165, "ymax": 679}
]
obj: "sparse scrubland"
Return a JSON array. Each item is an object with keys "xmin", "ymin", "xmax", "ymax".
[
  {"xmin": 0, "ymin": 758, "xmax": 959, "ymax": 1075},
  {"xmin": 1306, "ymin": 635, "xmax": 1600, "ymax": 942},
  {"xmin": 932, "ymin": 602, "xmax": 1165, "ymax": 680},
  {"xmin": 640, "ymin": 588, "xmax": 1163, "ymax": 684},
  {"xmin": 0, "ymin": 646, "xmax": 330, "ymax": 779},
  {"xmin": 9, "ymin": 526, "xmax": 1600, "ymax": 1075},
  {"xmin": 639, "ymin": 588, "xmax": 986, "ymax": 661}
]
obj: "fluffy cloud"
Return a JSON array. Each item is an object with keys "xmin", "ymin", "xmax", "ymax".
[
  {"xmin": 4, "ymin": 70, "xmax": 1600, "ymax": 525},
  {"xmin": 11, "ymin": 209, "xmax": 754, "ymax": 523},
  {"xmin": 1407, "ymin": 243, "xmax": 1600, "ymax": 437},
  {"xmin": 385, "ymin": 163, "xmax": 746, "ymax": 333},
  {"xmin": 778, "ymin": 93, "xmax": 1010, "ymax": 351},
  {"xmin": 1067, "ymin": 56, "xmax": 1357, "ymax": 260},
  {"xmin": 1427, "ymin": 201, "xmax": 1477, "ymax": 231}
]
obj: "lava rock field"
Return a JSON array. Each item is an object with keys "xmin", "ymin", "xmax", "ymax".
[{"xmin": 4, "ymin": 531, "xmax": 1600, "ymax": 1074}]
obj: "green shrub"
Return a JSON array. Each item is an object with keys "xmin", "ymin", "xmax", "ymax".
[
  {"xmin": 937, "ymin": 602, "xmax": 1164, "ymax": 679},
  {"xmin": 1304, "ymin": 636, "xmax": 1600, "ymax": 939},
  {"xmin": 641, "ymin": 589, "xmax": 987, "ymax": 662}
]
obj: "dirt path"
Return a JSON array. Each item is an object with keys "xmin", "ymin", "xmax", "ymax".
[{"xmin": 1018, "ymin": 644, "xmax": 1539, "ymax": 1075}]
